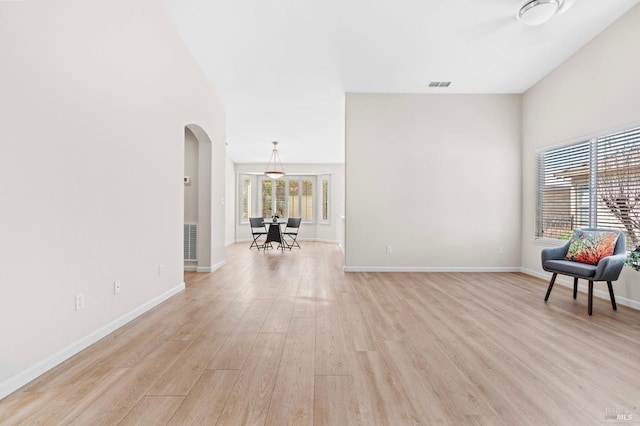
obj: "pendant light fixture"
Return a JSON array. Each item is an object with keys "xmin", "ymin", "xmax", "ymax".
[{"xmin": 264, "ymin": 141, "xmax": 285, "ymax": 179}]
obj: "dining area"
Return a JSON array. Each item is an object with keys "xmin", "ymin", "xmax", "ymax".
[{"xmin": 249, "ymin": 217, "xmax": 302, "ymax": 251}]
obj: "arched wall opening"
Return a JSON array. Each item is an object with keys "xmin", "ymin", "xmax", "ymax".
[{"xmin": 184, "ymin": 124, "xmax": 213, "ymax": 271}]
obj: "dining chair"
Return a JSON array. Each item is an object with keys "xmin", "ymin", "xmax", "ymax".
[
  {"xmin": 282, "ymin": 217, "xmax": 302, "ymax": 249},
  {"xmin": 541, "ymin": 228, "xmax": 626, "ymax": 315},
  {"xmin": 249, "ymin": 217, "xmax": 268, "ymax": 250}
]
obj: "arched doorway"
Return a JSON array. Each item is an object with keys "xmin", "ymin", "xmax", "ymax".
[{"xmin": 184, "ymin": 124, "xmax": 213, "ymax": 271}]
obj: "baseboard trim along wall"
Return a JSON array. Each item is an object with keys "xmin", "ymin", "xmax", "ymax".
[
  {"xmin": 184, "ymin": 260, "xmax": 226, "ymax": 273},
  {"xmin": 235, "ymin": 238, "xmax": 340, "ymax": 245},
  {"xmin": 0, "ymin": 282, "xmax": 186, "ymax": 400},
  {"xmin": 343, "ymin": 266, "xmax": 522, "ymax": 273},
  {"xmin": 520, "ymin": 268, "xmax": 640, "ymax": 311},
  {"xmin": 197, "ymin": 259, "xmax": 226, "ymax": 273}
]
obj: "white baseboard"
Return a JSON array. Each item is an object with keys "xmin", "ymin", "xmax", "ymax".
[
  {"xmin": 184, "ymin": 259, "xmax": 226, "ymax": 273},
  {"xmin": 0, "ymin": 283, "xmax": 185, "ymax": 400},
  {"xmin": 519, "ymin": 267, "xmax": 550, "ymax": 281},
  {"xmin": 235, "ymin": 238, "xmax": 339, "ymax": 245},
  {"xmin": 312, "ymin": 238, "xmax": 340, "ymax": 244},
  {"xmin": 343, "ymin": 266, "xmax": 521, "ymax": 273},
  {"xmin": 197, "ymin": 260, "xmax": 226, "ymax": 273},
  {"xmin": 520, "ymin": 268, "xmax": 640, "ymax": 311}
]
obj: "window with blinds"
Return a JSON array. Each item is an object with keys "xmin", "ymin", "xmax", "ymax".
[{"xmin": 536, "ymin": 126, "xmax": 640, "ymax": 249}]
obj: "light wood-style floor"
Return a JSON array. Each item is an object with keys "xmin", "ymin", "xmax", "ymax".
[{"xmin": 2, "ymin": 242, "xmax": 639, "ymax": 425}]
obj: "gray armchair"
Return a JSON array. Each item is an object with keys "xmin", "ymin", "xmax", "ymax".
[{"xmin": 542, "ymin": 228, "xmax": 626, "ymax": 315}]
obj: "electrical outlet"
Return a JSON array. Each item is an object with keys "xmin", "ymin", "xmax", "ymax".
[
  {"xmin": 386, "ymin": 245, "xmax": 392, "ymax": 254},
  {"xmin": 114, "ymin": 280, "xmax": 121, "ymax": 294},
  {"xmin": 498, "ymin": 246, "xmax": 504, "ymax": 255},
  {"xmin": 75, "ymin": 293, "xmax": 85, "ymax": 311},
  {"xmin": 158, "ymin": 264, "xmax": 164, "ymax": 276}
]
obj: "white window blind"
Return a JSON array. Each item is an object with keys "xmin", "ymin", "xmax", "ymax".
[
  {"xmin": 537, "ymin": 141, "xmax": 591, "ymax": 240},
  {"xmin": 536, "ymin": 126, "xmax": 640, "ymax": 249},
  {"xmin": 595, "ymin": 127, "xmax": 640, "ymax": 248}
]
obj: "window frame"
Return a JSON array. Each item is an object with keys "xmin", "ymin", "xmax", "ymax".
[
  {"xmin": 535, "ymin": 125, "xmax": 640, "ymax": 250},
  {"xmin": 319, "ymin": 174, "xmax": 331, "ymax": 224},
  {"xmin": 256, "ymin": 175, "xmax": 316, "ymax": 223},
  {"xmin": 238, "ymin": 176, "xmax": 252, "ymax": 224}
]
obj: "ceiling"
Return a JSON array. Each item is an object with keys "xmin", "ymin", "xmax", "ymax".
[{"xmin": 161, "ymin": 0, "xmax": 640, "ymax": 164}]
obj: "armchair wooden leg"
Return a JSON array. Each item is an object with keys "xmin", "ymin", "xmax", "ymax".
[
  {"xmin": 607, "ymin": 281, "xmax": 617, "ymax": 311},
  {"xmin": 573, "ymin": 277, "xmax": 578, "ymax": 300},
  {"xmin": 544, "ymin": 273, "xmax": 557, "ymax": 302},
  {"xmin": 588, "ymin": 280, "xmax": 593, "ymax": 315}
]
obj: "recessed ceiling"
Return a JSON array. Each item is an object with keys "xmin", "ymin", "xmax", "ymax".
[{"xmin": 162, "ymin": 0, "xmax": 640, "ymax": 164}]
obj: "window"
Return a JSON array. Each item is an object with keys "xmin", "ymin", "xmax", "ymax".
[
  {"xmin": 301, "ymin": 179, "xmax": 313, "ymax": 220},
  {"xmin": 259, "ymin": 176, "xmax": 315, "ymax": 221},
  {"xmin": 261, "ymin": 179, "xmax": 273, "ymax": 218},
  {"xmin": 275, "ymin": 179, "xmax": 286, "ymax": 217},
  {"xmin": 240, "ymin": 177, "xmax": 251, "ymax": 222},
  {"xmin": 536, "ymin": 126, "xmax": 640, "ymax": 249},
  {"xmin": 288, "ymin": 179, "xmax": 299, "ymax": 217},
  {"xmin": 320, "ymin": 175, "xmax": 330, "ymax": 223}
]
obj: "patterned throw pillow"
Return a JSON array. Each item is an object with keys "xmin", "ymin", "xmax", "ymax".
[{"xmin": 565, "ymin": 230, "xmax": 619, "ymax": 265}]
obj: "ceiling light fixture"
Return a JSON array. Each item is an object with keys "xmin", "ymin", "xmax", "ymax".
[
  {"xmin": 518, "ymin": 0, "xmax": 561, "ymax": 26},
  {"xmin": 264, "ymin": 141, "xmax": 285, "ymax": 179}
]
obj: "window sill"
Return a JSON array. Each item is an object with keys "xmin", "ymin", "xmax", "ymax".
[{"xmin": 532, "ymin": 237, "xmax": 568, "ymax": 247}]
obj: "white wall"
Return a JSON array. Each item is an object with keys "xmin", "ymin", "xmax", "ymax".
[
  {"xmin": 0, "ymin": 0, "xmax": 226, "ymax": 398},
  {"xmin": 225, "ymin": 153, "xmax": 236, "ymax": 246},
  {"xmin": 233, "ymin": 163, "xmax": 345, "ymax": 244},
  {"xmin": 345, "ymin": 93, "xmax": 522, "ymax": 271},
  {"xmin": 184, "ymin": 128, "xmax": 199, "ymax": 224},
  {"xmin": 184, "ymin": 128, "xmax": 198, "ymax": 269},
  {"xmin": 521, "ymin": 4, "xmax": 640, "ymax": 308}
]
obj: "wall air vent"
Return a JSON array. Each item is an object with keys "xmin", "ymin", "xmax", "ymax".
[
  {"xmin": 183, "ymin": 224, "xmax": 197, "ymax": 261},
  {"xmin": 428, "ymin": 81, "xmax": 451, "ymax": 87}
]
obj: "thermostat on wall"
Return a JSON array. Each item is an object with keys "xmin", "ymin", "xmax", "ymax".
[{"xmin": 184, "ymin": 176, "xmax": 191, "ymax": 184}]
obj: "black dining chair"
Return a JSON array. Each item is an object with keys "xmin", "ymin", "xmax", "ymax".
[
  {"xmin": 282, "ymin": 217, "xmax": 302, "ymax": 249},
  {"xmin": 249, "ymin": 217, "xmax": 268, "ymax": 250}
]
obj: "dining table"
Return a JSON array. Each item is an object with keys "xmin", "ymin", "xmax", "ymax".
[{"xmin": 263, "ymin": 218, "xmax": 288, "ymax": 250}]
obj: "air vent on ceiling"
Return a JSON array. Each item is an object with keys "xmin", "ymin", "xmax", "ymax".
[{"xmin": 428, "ymin": 81, "xmax": 451, "ymax": 88}]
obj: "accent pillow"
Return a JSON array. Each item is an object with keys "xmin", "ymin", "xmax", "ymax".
[{"xmin": 565, "ymin": 230, "xmax": 619, "ymax": 265}]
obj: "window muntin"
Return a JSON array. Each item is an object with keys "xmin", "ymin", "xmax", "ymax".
[{"xmin": 536, "ymin": 126, "xmax": 640, "ymax": 249}]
